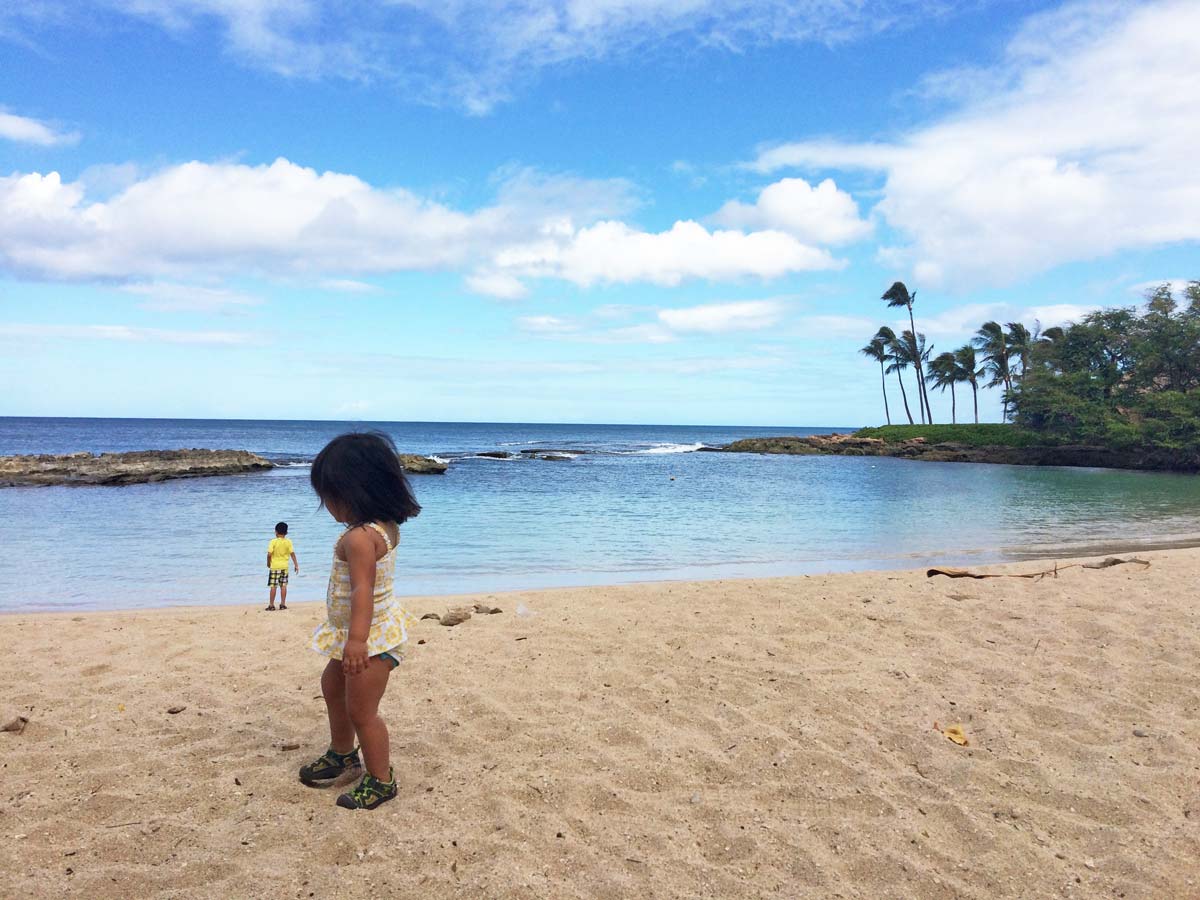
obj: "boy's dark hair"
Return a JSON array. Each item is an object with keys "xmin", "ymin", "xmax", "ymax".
[
  {"xmin": 275, "ymin": 522, "xmax": 288, "ymax": 535},
  {"xmin": 310, "ymin": 432, "xmax": 422, "ymax": 526}
]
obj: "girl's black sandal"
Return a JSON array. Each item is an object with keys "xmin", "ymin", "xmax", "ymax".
[
  {"xmin": 299, "ymin": 747, "xmax": 361, "ymax": 785},
  {"xmin": 336, "ymin": 769, "xmax": 397, "ymax": 809}
]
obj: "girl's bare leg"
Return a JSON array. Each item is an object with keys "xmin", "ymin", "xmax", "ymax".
[
  {"xmin": 279, "ymin": 582, "xmax": 288, "ymax": 607},
  {"xmin": 346, "ymin": 658, "xmax": 392, "ymax": 780},
  {"xmin": 320, "ymin": 659, "xmax": 355, "ymax": 754}
]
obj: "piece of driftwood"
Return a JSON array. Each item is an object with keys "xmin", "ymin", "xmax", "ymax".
[{"xmin": 928, "ymin": 557, "xmax": 1150, "ymax": 581}]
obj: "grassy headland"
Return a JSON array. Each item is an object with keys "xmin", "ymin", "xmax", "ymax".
[{"xmin": 852, "ymin": 424, "xmax": 1047, "ymax": 447}]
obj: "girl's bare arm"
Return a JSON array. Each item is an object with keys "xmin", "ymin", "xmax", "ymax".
[{"xmin": 342, "ymin": 527, "xmax": 378, "ymax": 676}]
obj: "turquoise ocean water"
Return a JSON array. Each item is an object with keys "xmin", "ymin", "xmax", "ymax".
[{"xmin": 2, "ymin": 417, "xmax": 1199, "ymax": 612}]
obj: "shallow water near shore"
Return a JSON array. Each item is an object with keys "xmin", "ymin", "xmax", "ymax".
[{"xmin": 2, "ymin": 416, "xmax": 1199, "ymax": 612}]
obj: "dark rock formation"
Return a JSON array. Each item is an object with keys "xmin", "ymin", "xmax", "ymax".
[
  {"xmin": 0, "ymin": 449, "xmax": 274, "ymax": 486},
  {"xmin": 477, "ymin": 451, "xmax": 513, "ymax": 459},
  {"xmin": 397, "ymin": 454, "xmax": 448, "ymax": 475}
]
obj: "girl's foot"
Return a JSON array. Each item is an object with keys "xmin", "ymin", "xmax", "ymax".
[
  {"xmin": 336, "ymin": 768, "xmax": 397, "ymax": 810},
  {"xmin": 265, "ymin": 605, "xmax": 276, "ymax": 611},
  {"xmin": 299, "ymin": 747, "xmax": 361, "ymax": 785},
  {"xmin": 278, "ymin": 604, "xmax": 288, "ymax": 610}
]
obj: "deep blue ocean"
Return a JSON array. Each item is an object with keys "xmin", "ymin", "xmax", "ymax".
[{"xmin": 2, "ymin": 417, "xmax": 1199, "ymax": 612}]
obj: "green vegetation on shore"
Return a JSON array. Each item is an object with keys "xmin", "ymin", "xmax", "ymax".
[
  {"xmin": 853, "ymin": 424, "xmax": 1045, "ymax": 447},
  {"xmin": 1013, "ymin": 285, "xmax": 1200, "ymax": 451},
  {"xmin": 861, "ymin": 278, "xmax": 1200, "ymax": 455}
]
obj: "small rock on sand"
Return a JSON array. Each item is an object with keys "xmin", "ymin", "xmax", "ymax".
[
  {"xmin": 439, "ymin": 608, "xmax": 473, "ymax": 627},
  {"xmin": 2, "ymin": 715, "xmax": 29, "ymax": 734}
]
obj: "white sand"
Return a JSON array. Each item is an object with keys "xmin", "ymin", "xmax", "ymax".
[{"xmin": 2, "ymin": 550, "xmax": 1198, "ymax": 898}]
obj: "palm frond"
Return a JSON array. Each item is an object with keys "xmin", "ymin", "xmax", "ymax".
[{"xmin": 881, "ymin": 281, "xmax": 912, "ymax": 309}]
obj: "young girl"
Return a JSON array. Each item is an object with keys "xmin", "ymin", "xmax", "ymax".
[{"xmin": 299, "ymin": 432, "xmax": 421, "ymax": 810}]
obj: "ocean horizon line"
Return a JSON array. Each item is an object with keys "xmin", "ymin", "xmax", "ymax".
[{"xmin": 0, "ymin": 414, "xmax": 865, "ymax": 431}]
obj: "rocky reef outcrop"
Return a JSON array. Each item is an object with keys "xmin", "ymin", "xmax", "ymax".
[
  {"xmin": 397, "ymin": 454, "xmax": 448, "ymax": 474},
  {"xmin": 0, "ymin": 449, "xmax": 275, "ymax": 486}
]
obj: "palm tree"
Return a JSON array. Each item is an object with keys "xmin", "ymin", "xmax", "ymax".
[
  {"xmin": 859, "ymin": 335, "xmax": 892, "ymax": 425},
  {"xmin": 953, "ymin": 345, "xmax": 983, "ymax": 424},
  {"xmin": 881, "ymin": 282, "xmax": 931, "ymax": 423},
  {"xmin": 973, "ymin": 321, "xmax": 1012, "ymax": 420},
  {"xmin": 876, "ymin": 326, "xmax": 914, "ymax": 425},
  {"xmin": 929, "ymin": 352, "xmax": 960, "ymax": 423},
  {"xmin": 1005, "ymin": 322, "xmax": 1032, "ymax": 381},
  {"xmin": 892, "ymin": 328, "xmax": 933, "ymax": 424}
]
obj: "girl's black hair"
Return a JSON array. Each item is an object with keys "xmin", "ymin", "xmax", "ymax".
[{"xmin": 310, "ymin": 432, "xmax": 422, "ymax": 526}]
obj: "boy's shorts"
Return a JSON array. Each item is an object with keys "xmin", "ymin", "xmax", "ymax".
[{"xmin": 268, "ymin": 569, "xmax": 289, "ymax": 587}]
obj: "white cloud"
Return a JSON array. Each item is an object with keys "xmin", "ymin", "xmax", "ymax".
[
  {"xmin": 17, "ymin": 1, "xmax": 948, "ymax": 112},
  {"xmin": 495, "ymin": 219, "xmax": 840, "ymax": 288},
  {"xmin": 909, "ymin": 303, "xmax": 1007, "ymax": 338},
  {"xmin": 884, "ymin": 301, "xmax": 1100, "ymax": 344},
  {"xmin": 1025, "ymin": 304, "xmax": 1097, "ymax": 328},
  {"xmin": 750, "ymin": 0, "xmax": 1200, "ymax": 289},
  {"xmin": 0, "ymin": 159, "xmax": 487, "ymax": 280},
  {"xmin": 0, "ymin": 158, "xmax": 832, "ymax": 293},
  {"xmin": 0, "ymin": 323, "xmax": 250, "ymax": 344},
  {"xmin": 0, "ymin": 108, "xmax": 77, "ymax": 145},
  {"xmin": 517, "ymin": 298, "xmax": 789, "ymax": 344},
  {"xmin": 712, "ymin": 177, "xmax": 871, "ymax": 245},
  {"xmin": 516, "ymin": 314, "xmax": 578, "ymax": 334},
  {"xmin": 119, "ymin": 280, "xmax": 263, "ymax": 311},
  {"xmin": 658, "ymin": 300, "xmax": 785, "ymax": 333},
  {"xmin": 466, "ymin": 271, "xmax": 529, "ymax": 299},
  {"xmin": 1129, "ymin": 279, "xmax": 1193, "ymax": 299}
]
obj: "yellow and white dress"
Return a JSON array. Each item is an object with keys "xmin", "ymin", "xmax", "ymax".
[{"xmin": 310, "ymin": 521, "xmax": 416, "ymax": 662}]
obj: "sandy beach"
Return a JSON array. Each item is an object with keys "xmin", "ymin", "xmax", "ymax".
[{"xmin": 2, "ymin": 550, "xmax": 1198, "ymax": 899}]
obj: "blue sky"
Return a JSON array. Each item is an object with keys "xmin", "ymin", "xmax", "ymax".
[{"xmin": 1, "ymin": 0, "xmax": 1197, "ymax": 425}]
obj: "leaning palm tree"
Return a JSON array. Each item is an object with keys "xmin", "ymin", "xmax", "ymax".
[
  {"xmin": 929, "ymin": 352, "xmax": 960, "ymax": 423},
  {"xmin": 881, "ymin": 281, "xmax": 930, "ymax": 423},
  {"xmin": 876, "ymin": 326, "xmax": 914, "ymax": 425},
  {"xmin": 953, "ymin": 345, "xmax": 983, "ymax": 424},
  {"xmin": 973, "ymin": 321, "xmax": 1012, "ymax": 420},
  {"xmin": 1005, "ymin": 322, "xmax": 1032, "ymax": 381},
  {"xmin": 892, "ymin": 328, "xmax": 933, "ymax": 424},
  {"xmin": 859, "ymin": 335, "xmax": 892, "ymax": 425}
]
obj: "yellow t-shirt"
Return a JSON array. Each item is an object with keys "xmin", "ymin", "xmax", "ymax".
[{"xmin": 268, "ymin": 537, "xmax": 294, "ymax": 570}]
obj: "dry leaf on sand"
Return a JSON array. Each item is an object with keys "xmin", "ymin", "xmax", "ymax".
[{"xmin": 943, "ymin": 724, "xmax": 969, "ymax": 746}]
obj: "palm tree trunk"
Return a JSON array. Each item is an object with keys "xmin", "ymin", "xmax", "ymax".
[
  {"xmin": 950, "ymin": 383, "xmax": 957, "ymax": 424},
  {"xmin": 972, "ymin": 382, "xmax": 979, "ymax": 424},
  {"xmin": 894, "ymin": 371, "xmax": 914, "ymax": 424},
  {"xmin": 908, "ymin": 304, "xmax": 930, "ymax": 424},
  {"xmin": 879, "ymin": 361, "xmax": 891, "ymax": 425}
]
